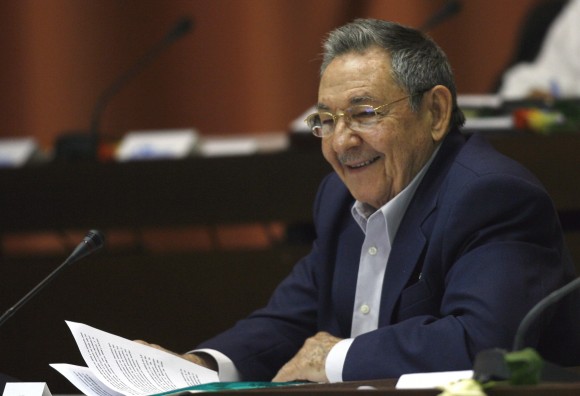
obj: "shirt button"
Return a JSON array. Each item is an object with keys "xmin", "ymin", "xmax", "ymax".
[
  {"xmin": 360, "ymin": 304, "xmax": 370, "ymax": 314},
  {"xmin": 368, "ymin": 246, "xmax": 378, "ymax": 256}
]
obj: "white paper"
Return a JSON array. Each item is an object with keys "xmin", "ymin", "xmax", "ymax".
[
  {"xmin": 198, "ymin": 133, "xmax": 289, "ymax": 157},
  {"xmin": 115, "ymin": 129, "xmax": 198, "ymax": 161},
  {"xmin": 457, "ymin": 94, "xmax": 503, "ymax": 109},
  {"xmin": 199, "ymin": 137, "xmax": 258, "ymax": 157},
  {"xmin": 0, "ymin": 138, "xmax": 38, "ymax": 167},
  {"xmin": 463, "ymin": 115, "xmax": 514, "ymax": 130},
  {"xmin": 50, "ymin": 365, "xmax": 123, "ymax": 396},
  {"xmin": 51, "ymin": 321, "xmax": 218, "ymax": 396},
  {"xmin": 395, "ymin": 370, "xmax": 474, "ymax": 389},
  {"xmin": 2, "ymin": 382, "xmax": 52, "ymax": 396}
]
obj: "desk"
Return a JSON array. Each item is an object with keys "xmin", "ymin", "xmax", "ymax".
[
  {"xmin": 173, "ymin": 378, "xmax": 580, "ymax": 395},
  {"xmin": 208, "ymin": 379, "xmax": 580, "ymax": 395},
  {"xmin": 0, "ymin": 149, "xmax": 332, "ymax": 233},
  {"xmin": 0, "ymin": 133, "xmax": 578, "ymax": 234}
]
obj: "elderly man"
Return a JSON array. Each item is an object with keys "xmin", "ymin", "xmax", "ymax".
[{"xmin": 144, "ymin": 19, "xmax": 573, "ymax": 383}]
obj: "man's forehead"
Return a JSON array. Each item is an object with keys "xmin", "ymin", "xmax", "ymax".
[{"xmin": 317, "ymin": 74, "xmax": 403, "ymax": 110}]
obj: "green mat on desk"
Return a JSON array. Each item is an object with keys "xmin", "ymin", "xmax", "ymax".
[{"xmin": 154, "ymin": 381, "xmax": 309, "ymax": 394}]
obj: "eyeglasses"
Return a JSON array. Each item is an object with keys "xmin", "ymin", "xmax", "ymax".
[{"xmin": 305, "ymin": 93, "xmax": 422, "ymax": 138}]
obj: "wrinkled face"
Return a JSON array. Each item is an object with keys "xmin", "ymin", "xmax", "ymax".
[{"xmin": 319, "ymin": 47, "xmax": 439, "ymax": 209}]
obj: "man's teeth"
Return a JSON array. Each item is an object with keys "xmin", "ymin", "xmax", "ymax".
[{"xmin": 349, "ymin": 156, "xmax": 379, "ymax": 168}]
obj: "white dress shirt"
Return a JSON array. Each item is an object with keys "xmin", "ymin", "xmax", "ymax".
[{"xmin": 325, "ymin": 147, "xmax": 438, "ymax": 382}]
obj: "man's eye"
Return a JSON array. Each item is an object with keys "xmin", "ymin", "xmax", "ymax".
[
  {"xmin": 319, "ymin": 114, "xmax": 334, "ymax": 125},
  {"xmin": 352, "ymin": 108, "xmax": 377, "ymax": 120}
]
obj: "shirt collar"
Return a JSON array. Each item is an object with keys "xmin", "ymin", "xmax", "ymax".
[{"xmin": 351, "ymin": 145, "xmax": 440, "ymax": 242}]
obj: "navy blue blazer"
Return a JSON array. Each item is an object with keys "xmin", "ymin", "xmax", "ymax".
[{"xmin": 199, "ymin": 129, "xmax": 574, "ymax": 381}]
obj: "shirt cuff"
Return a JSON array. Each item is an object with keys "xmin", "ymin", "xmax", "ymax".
[
  {"xmin": 325, "ymin": 338, "xmax": 354, "ymax": 383},
  {"xmin": 191, "ymin": 348, "xmax": 241, "ymax": 382}
]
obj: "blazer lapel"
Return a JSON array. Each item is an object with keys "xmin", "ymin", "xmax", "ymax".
[
  {"xmin": 379, "ymin": 206, "xmax": 430, "ymax": 325},
  {"xmin": 378, "ymin": 129, "xmax": 466, "ymax": 325}
]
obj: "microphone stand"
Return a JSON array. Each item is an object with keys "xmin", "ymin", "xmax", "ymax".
[
  {"xmin": 473, "ymin": 277, "xmax": 580, "ymax": 383},
  {"xmin": 55, "ymin": 17, "xmax": 193, "ymax": 162},
  {"xmin": 0, "ymin": 230, "xmax": 105, "ymax": 328},
  {"xmin": 0, "ymin": 255, "xmax": 77, "ymax": 327}
]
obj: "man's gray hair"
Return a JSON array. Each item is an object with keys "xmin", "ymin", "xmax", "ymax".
[{"xmin": 321, "ymin": 19, "xmax": 465, "ymax": 128}]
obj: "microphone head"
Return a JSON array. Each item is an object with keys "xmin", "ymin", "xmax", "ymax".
[
  {"xmin": 420, "ymin": 0, "xmax": 462, "ymax": 32},
  {"xmin": 66, "ymin": 229, "xmax": 105, "ymax": 264},
  {"xmin": 84, "ymin": 229, "xmax": 105, "ymax": 252},
  {"xmin": 170, "ymin": 17, "xmax": 194, "ymax": 40},
  {"xmin": 445, "ymin": 0, "xmax": 462, "ymax": 17}
]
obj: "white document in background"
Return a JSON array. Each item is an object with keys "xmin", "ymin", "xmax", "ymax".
[
  {"xmin": 115, "ymin": 129, "xmax": 199, "ymax": 162},
  {"xmin": 396, "ymin": 370, "xmax": 474, "ymax": 389},
  {"xmin": 50, "ymin": 321, "xmax": 219, "ymax": 396},
  {"xmin": 3, "ymin": 382, "xmax": 53, "ymax": 396}
]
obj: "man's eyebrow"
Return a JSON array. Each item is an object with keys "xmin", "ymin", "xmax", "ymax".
[{"xmin": 350, "ymin": 95, "xmax": 376, "ymax": 104}]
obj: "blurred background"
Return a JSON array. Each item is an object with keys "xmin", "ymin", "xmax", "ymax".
[
  {"xmin": 2, "ymin": 0, "xmax": 577, "ymax": 394},
  {"xmin": 0, "ymin": 0, "xmax": 547, "ymax": 255},
  {"xmin": 0, "ymin": 0, "xmax": 540, "ymax": 149}
]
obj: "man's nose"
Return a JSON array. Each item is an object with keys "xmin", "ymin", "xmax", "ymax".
[{"xmin": 331, "ymin": 117, "xmax": 360, "ymax": 150}]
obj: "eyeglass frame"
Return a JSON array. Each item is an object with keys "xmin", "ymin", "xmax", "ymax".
[{"xmin": 304, "ymin": 90, "xmax": 429, "ymax": 138}]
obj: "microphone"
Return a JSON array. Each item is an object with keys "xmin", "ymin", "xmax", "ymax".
[
  {"xmin": 513, "ymin": 277, "xmax": 580, "ymax": 352},
  {"xmin": 473, "ymin": 276, "xmax": 580, "ymax": 383},
  {"xmin": 55, "ymin": 17, "xmax": 194, "ymax": 161},
  {"xmin": 420, "ymin": 0, "xmax": 462, "ymax": 32},
  {"xmin": 0, "ymin": 230, "xmax": 105, "ymax": 328},
  {"xmin": 89, "ymin": 17, "xmax": 193, "ymax": 146}
]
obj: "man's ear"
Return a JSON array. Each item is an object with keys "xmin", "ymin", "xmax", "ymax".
[{"xmin": 426, "ymin": 85, "xmax": 453, "ymax": 143}]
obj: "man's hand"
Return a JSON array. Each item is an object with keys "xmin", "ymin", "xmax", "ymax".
[
  {"xmin": 133, "ymin": 340, "xmax": 217, "ymax": 371},
  {"xmin": 272, "ymin": 331, "xmax": 341, "ymax": 383}
]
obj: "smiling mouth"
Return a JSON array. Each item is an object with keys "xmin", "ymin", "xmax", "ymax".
[{"xmin": 346, "ymin": 156, "xmax": 381, "ymax": 169}]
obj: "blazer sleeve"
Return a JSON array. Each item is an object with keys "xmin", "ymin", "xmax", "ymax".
[{"xmin": 196, "ymin": 173, "xmax": 346, "ymax": 380}]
